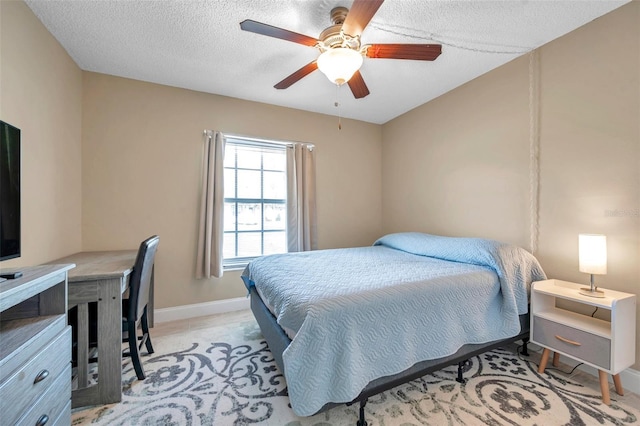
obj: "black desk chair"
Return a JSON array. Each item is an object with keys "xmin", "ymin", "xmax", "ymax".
[
  {"xmin": 69, "ymin": 235, "xmax": 160, "ymax": 381},
  {"xmin": 124, "ymin": 235, "xmax": 160, "ymax": 380}
]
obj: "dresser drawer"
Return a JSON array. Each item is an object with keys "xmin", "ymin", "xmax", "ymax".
[
  {"xmin": 0, "ymin": 327, "xmax": 71, "ymax": 425},
  {"xmin": 16, "ymin": 365, "xmax": 71, "ymax": 426},
  {"xmin": 0, "ymin": 315, "xmax": 67, "ymax": 382},
  {"xmin": 533, "ymin": 316, "xmax": 611, "ymax": 369},
  {"xmin": 52, "ymin": 400, "xmax": 71, "ymax": 426}
]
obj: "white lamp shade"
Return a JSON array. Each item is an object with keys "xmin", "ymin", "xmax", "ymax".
[
  {"xmin": 579, "ymin": 234, "xmax": 607, "ymax": 275},
  {"xmin": 317, "ymin": 48, "xmax": 363, "ymax": 86}
]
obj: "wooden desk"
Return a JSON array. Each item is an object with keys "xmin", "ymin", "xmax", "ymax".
[{"xmin": 50, "ymin": 250, "xmax": 153, "ymax": 408}]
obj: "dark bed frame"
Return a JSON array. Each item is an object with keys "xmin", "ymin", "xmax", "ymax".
[{"xmin": 250, "ymin": 287, "xmax": 531, "ymax": 426}]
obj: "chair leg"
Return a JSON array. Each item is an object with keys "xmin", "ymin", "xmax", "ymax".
[
  {"xmin": 141, "ymin": 307, "xmax": 154, "ymax": 354},
  {"xmin": 128, "ymin": 320, "xmax": 146, "ymax": 380}
]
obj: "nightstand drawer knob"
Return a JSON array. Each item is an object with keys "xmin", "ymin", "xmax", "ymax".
[{"xmin": 555, "ymin": 335, "xmax": 582, "ymax": 346}]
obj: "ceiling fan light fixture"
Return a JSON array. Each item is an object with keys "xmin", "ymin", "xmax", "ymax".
[{"xmin": 317, "ymin": 47, "xmax": 363, "ymax": 86}]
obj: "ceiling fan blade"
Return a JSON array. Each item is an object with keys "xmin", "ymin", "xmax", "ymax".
[
  {"xmin": 240, "ymin": 20, "xmax": 318, "ymax": 47},
  {"xmin": 366, "ymin": 43, "xmax": 442, "ymax": 60},
  {"xmin": 341, "ymin": 0, "xmax": 384, "ymax": 37},
  {"xmin": 347, "ymin": 71, "xmax": 370, "ymax": 99},
  {"xmin": 274, "ymin": 61, "xmax": 318, "ymax": 89}
]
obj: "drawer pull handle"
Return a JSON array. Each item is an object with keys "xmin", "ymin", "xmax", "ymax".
[
  {"xmin": 555, "ymin": 335, "xmax": 582, "ymax": 346},
  {"xmin": 33, "ymin": 369, "xmax": 49, "ymax": 384},
  {"xmin": 36, "ymin": 414, "xmax": 49, "ymax": 426}
]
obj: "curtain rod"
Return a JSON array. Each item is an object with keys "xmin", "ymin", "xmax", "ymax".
[{"xmin": 203, "ymin": 130, "xmax": 314, "ymax": 151}]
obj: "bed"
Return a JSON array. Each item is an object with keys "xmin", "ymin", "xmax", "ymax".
[{"xmin": 241, "ymin": 232, "xmax": 546, "ymax": 425}]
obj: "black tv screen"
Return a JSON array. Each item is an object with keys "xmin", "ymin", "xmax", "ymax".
[{"xmin": 0, "ymin": 121, "xmax": 21, "ymax": 261}]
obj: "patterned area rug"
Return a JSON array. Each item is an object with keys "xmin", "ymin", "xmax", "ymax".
[{"xmin": 72, "ymin": 313, "xmax": 640, "ymax": 426}]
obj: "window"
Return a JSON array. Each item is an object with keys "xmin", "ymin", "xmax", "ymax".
[{"xmin": 223, "ymin": 137, "xmax": 288, "ymax": 268}]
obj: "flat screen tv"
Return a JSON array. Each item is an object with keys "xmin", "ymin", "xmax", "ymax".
[{"xmin": 0, "ymin": 120, "xmax": 21, "ymax": 262}]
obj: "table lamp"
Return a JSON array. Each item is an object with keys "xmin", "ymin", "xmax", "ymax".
[{"xmin": 578, "ymin": 234, "xmax": 606, "ymax": 298}]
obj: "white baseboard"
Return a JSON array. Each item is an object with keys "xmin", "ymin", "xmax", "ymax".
[{"xmin": 154, "ymin": 297, "xmax": 250, "ymax": 323}]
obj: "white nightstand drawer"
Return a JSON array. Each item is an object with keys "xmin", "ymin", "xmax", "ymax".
[{"xmin": 533, "ymin": 316, "xmax": 611, "ymax": 369}]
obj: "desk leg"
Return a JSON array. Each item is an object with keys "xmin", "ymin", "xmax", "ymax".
[{"xmin": 97, "ymin": 278, "xmax": 123, "ymax": 405}]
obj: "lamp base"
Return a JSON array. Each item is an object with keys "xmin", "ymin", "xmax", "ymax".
[{"xmin": 579, "ymin": 287, "xmax": 605, "ymax": 298}]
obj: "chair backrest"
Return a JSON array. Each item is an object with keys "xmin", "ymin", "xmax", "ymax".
[{"xmin": 128, "ymin": 235, "xmax": 160, "ymax": 322}]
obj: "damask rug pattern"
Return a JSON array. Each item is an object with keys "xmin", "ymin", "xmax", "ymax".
[{"xmin": 72, "ymin": 316, "xmax": 640, "ymax": 426}]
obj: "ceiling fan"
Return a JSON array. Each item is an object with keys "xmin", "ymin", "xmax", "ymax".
[{"xmin": 240, "ymin": 0, "xmax": 442, "ymax": 99}]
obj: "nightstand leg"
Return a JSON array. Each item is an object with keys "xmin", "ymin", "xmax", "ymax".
[
  {"xmin": 598, "ymin": 370, "xmax": 611, "ymax": 405},
  {"xmin": 613, "ymin": 374, "xmax": 624, "ymax": 396},
  {"xmin": 552, "ymin": 352, "xmax": 560, "ymax": 367},
  {"xmin": 538, "ymin": 348, "xmax": 551, "ymax": 373}
]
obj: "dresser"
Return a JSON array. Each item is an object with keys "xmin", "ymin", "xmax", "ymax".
[{"xmin": 0, "ymin": 264, "xmax": 74, "ymax": 425}]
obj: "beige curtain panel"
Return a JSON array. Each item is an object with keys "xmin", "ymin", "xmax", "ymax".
[
  {"xmin": 287, "ymin": 143, "xmax": 318, "ymax": 252},
  {"xmin": 196, "ymin": 130, "xmax": 226, "ymax": 278}
]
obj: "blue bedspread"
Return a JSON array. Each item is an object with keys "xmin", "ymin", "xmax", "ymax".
[{"xmin": 241, "ymin": 233, "xmax": 546, "ymax": 416}]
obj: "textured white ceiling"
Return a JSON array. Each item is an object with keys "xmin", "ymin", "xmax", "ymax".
[{"xmin": 25, "ymin": 0, "xmax": 629, "ymax": 124}]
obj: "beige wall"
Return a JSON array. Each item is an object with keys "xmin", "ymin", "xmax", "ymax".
[
  {"xmin": 381, "ymin": 54, "xmax": 531, "ymax": 247},
  {"xmin": 382, "ymin": 3, "xmax": 640, "ymax": 369},
  {"xmin": 81, "ymin": 72, "xmax": 382, "ymax": 308},
  {"xmin": 0, "ymin": 0, "xmax": 83, "ymax": 267}
]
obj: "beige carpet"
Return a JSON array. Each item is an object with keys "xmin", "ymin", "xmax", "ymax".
[{"xmin": 71, "ymin": 310, "xmax": 640, "ymax": 425}]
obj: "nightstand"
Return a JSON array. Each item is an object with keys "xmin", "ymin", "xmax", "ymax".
[{"xmin": 530, "ymin": 279, "xmax": 636, "ymax": 405}]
